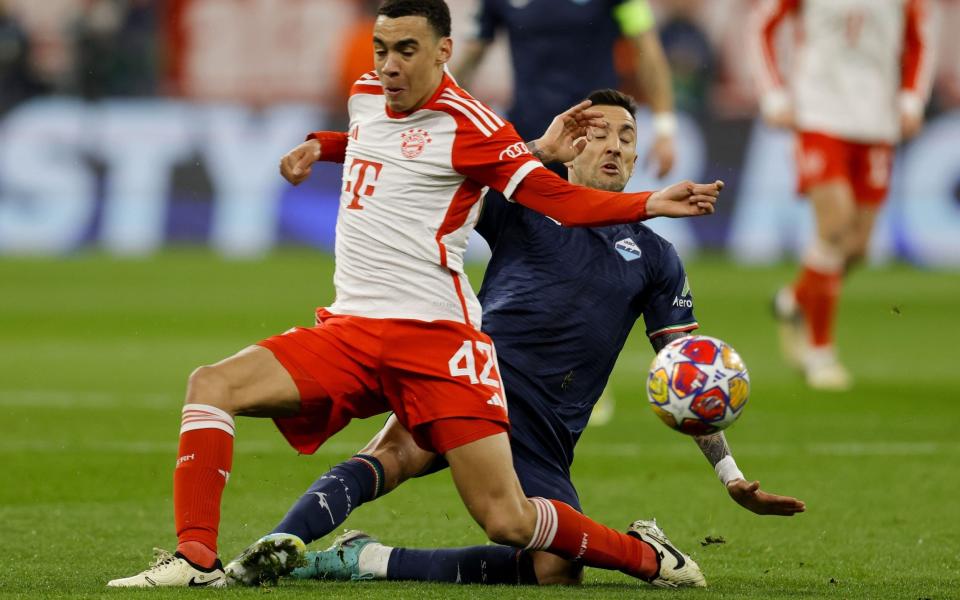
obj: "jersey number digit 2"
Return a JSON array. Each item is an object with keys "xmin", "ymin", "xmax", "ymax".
[{"xmin": 344, "ymin": 158, "xmax": 384, "ymax": 210}]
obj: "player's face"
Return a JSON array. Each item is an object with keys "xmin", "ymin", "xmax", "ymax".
[
  {"xmin": 568, "ymin": 105, "xmax": 638, "ymax": 192},
  {"xmin": 373, "ymin": 16, "xmax": 452, "ymax": 113}
]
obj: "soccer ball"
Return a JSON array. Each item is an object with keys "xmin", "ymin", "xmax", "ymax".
[{"xmin": 646, "ymin": 335, "xmax": 749, "ymax": 435}]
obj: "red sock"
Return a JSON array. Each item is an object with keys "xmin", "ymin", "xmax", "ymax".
[
  {"xmin": 793, "ymin": 265, "xmax": 842, "ymax": 348},
  {"xmin": 526, "ymin": 498, "xmax": 659, "ymax": 580},
  {"xmin": 174, "ymin": 404, "xmax": 235, "ymax": 568}
]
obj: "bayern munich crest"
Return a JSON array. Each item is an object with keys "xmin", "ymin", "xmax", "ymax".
[{"xmin": 400, "ymin": 128, "xmax": 432, "ymax": 159}]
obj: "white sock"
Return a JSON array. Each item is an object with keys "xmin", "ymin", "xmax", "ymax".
[
  {"xmin": 806, "ymin": 345, "xmax": 837, "ymax": 368},
  {"xmin": 357, "ymin": 543, "xmax": 393, "ymax": 579}
]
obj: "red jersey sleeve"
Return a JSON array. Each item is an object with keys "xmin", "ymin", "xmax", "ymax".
[
  {"xmin": 305, "ymin": 131, "xmax": 348, "ymax": 163},
  {"xmin": 512, "ymin": 169, "xmax": 650, "ymax": 227},
  {"xmin": 450, "ymin": 121, "xmax": 542, "ymax": 199},
  {"xmin": 751, "ymin": 0, "xmax": 800, "ymax": 94},
  {"xmin": 901, "ymin": 0, "xmax": 931, "ymax": 97}
]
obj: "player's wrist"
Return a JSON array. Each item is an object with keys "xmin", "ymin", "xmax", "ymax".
[
  {"xmin": 715, "ymin": 455, "xmax": 744, "ymax": 486},
  {"xmin": 526, "ymin": 139, "xmax": 552, "ymax": 163},
  {"xmin": 899, "ymin": 91, "xmax": 923, "ymax": 119},
  {"xmin": 761, "ymin": 89, "xmax": 790, "ymax": 120},
  {"xmin": 641, "ymin": 191, "xmax": 658, "ymax": 219}
]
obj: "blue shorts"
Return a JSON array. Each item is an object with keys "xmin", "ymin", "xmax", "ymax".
[{"xmin": 511, "ymin": 439, "xmax": 582, "ymax": 512}]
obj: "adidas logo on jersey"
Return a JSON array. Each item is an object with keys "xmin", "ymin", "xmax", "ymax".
[{"xmin": 615, "ymin": 238, "xmax": 642, "ymax": 261}]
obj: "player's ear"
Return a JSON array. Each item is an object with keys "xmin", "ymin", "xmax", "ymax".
[{"xmin": 437, "ymin": 37, "xmax": 452, "ymax": 65}]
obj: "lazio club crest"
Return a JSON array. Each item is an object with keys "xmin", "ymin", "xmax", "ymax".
[{"xmin": 615, "ymin": 238, "xmax": 642, "ymax": 261}]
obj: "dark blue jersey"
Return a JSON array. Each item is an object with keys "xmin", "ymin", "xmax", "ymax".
[
  {"xmin": 476, "ymin": 191, "xmax": 697, "ymax": 471},
  {"xmin": 473, "ymin": 0, "xmax": 631, "ymax": 139}
]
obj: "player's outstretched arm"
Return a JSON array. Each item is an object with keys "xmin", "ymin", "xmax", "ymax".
[
  {"xmin": 279, "ymin": 132, "xmax": 349, "ymax": 185},
  {"xmin": 695, "ymin": 432, "xmax": 806, "ymax": 517},
  {"xmin": 650, "ymin": 334, "xmax": 805, "ymax": 517},
  {"xmin": 647, "ymin": 179, "xmax": 723, "ymax": 218},
  {"xmin": 512, "ymin": 172, "xmax": 721, "ymax": 227},
  {"xmin": 280, "ymin": 139, "xmax": 322, "ymax": 186}
]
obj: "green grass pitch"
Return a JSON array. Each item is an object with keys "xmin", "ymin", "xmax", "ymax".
[{"xmin": 1, "ymin": 250, "xmax": 958, "ymax": 599}]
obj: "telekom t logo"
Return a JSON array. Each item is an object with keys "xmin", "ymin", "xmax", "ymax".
[{"xmin": 344, "ymin": 158, "xmax": 383, "ymax": 210}]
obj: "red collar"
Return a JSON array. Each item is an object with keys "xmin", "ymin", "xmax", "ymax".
[{"xmin": 384, "ymin": 73, "xmax": 452, "ymax": 119}]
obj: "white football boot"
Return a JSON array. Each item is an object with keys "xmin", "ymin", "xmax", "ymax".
[
  {"xmin": 805, "ymin": 346, "xmax": 852, "ymax": 391},
  {"xmin": 224, "ymin": 532, "xmax": 307, "ymax": 586},
  {"xmin": 107, "ymin": 549, "xmax": 226, "ymax": 588},
  {"xmin": 628, "ymin": 519, "xmax": 706, "ymax": 588},
  {"xmin": 773, "ymin": 286, "xmax": 808, "ymax": 371}
]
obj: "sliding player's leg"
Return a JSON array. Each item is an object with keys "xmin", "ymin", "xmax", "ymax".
[
  {"xmin": 227, "ymin": 412, "xmax": 437, "ymax": 585},
  {"xmin": 295, "ymin": 439, "xmax": 582, "ymax": 585},
  {"xmin": 274, "ymin": 414, "xmax": 435, "ymax": 543},
  {"xmin": 375, "ymin": 443, "xmax": 585, "ymax": 585}
]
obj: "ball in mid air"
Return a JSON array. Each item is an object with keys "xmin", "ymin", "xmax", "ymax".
[{"xmin": 647, "ymin": 335, "xmax": 749, "ymax": 435}]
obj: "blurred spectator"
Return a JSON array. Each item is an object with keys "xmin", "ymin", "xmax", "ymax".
[
  {"xmin": 0, "ymin": 0, "xmax": 42, "ymax": 112},
  {"xmin": 74, "ymin": 0, "xmax": 158, "ymax": 98},
  {"xmin": 656, "ymin": 0, "xmax": 715, "ymax": 115}
]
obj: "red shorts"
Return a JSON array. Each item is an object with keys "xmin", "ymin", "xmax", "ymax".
[
  {"xmin": 258, "ymin": 309, "xmax": 509, "ymax": 455},
  {"xmin": 795, "ymin": 131, "xmax": 894, "ymax": 205}
]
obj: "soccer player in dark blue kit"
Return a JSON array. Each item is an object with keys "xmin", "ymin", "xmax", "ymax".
[
  {"xmin": 455, "ymin": 0, "xmax": 677, "ymax": 177},
  {"xmin": 226, "ymin": 90, "xmax": 805, "ymax": 588}
]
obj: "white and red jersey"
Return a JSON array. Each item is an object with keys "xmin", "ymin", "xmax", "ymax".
[
  {"xmin": 752, "ymin": 0, "xmax": 933, "ymax": 143},
  {"xmin": 309, "ymin": 72, "xmax": 651, "ymax": 330},
  {"xmin": 321, "ymin": 72, "xmax": 542, "ymax": 329}
]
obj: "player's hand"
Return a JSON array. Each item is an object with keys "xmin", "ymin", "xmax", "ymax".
[
  {"xmin": 646, "ymin": 179, "xmax": 723, "ymax": 218},
  {"xmin": 646, "ymin": 135, "xmax": 675, "ymax": 178},
  {"xmin": 726, "ymin": 478, "xmax": 806, "ymax": 516},
  {"xmin": 530, "ymin": 100, "xmax": 606, "ymax": 164},
  {"xmin": 900, "ymin": 109, "xmax": 923, "ymax": 139},
  {"xmin": 279, "ymin": 139, "xmax": 322, "ymax": 185},
  {"xmin": 760, "ymin": 91, "xmax": 794, "ymax": 130}
]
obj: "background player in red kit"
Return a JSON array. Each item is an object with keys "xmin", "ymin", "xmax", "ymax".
[
  {"xmin": 108, "ymin": 0, "xmax": 723, "ymax": 588},
  {"xmin": 752, "ymin": 0, "xmax": 932, "ymax": 390}
]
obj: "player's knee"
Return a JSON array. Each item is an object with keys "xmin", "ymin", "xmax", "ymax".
[
  {"xmin": 481, "ymin": 511, "xmax": 535, "ymax": 547},
  {"xmin": 186, "ymin": 365, "xmax": 234, "ymax": 411},
  {"xmin": 535, "ymin": 561, "xmax": 583, "ymax": 586},
  {"xmin": 845, "ymin": 247, "xmax": 866, "ymax": 271},
  {"xmin": 366, "ymin": 443, "xmax": 415, "ymax": 492}
]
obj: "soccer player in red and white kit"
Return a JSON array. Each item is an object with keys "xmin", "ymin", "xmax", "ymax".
[
  {"xmin": 752, "ymin": 0, "xmax": 932, "ymax": 390},
  {"xmin": 108, "ymin": 0, "xmax": 722, "ymax": 588}
]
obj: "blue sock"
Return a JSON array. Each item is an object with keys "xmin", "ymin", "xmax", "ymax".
[
  {"xmin": 386, "ymin": 546, "xmax": 537, "ymax": 584},
  {"xmin": 271, "ymin": 454, "xmax": 384, "ymax": 544}
]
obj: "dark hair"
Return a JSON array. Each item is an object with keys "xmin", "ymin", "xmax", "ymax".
[
  {"xmin": 378, "ymin": 0, "xmax": 452, "ymax": 38},
  {"xmin": 586, "ymin": 89, "xmax": 639, "ymax": 119}
]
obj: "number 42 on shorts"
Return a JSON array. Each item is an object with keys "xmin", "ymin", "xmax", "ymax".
[{"xmin": 448, "ymin": 340, "xmax": 507, "ymax": 409}]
